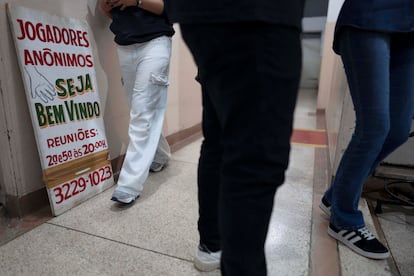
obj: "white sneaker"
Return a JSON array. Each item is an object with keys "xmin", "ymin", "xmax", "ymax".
[
  {"xmin": 111, "ymin": 190, "xmax": 139, "ymax": 204},
  {"xmin": 194, "ymin": 244, "xmax": 221, "ymax": 272},
  {"xmin": 149, "ymin": 162, "xmax": 166, "ymax": 172}
]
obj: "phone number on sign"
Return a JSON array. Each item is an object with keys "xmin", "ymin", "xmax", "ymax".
[
  {"xmin": 46, "ymin": 140, "xmax": 107, "ymax": 167},
  {"xmin": 52, "ymin": 165, "xmax": 112, "ymax": 205}
]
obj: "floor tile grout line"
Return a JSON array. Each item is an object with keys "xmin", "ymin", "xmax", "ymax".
[
  {"xmin": 291, "ymin": 142, "xmax": 327, "ymax": 148},
  {"xmin": 45, "ymin": 221, "xmax": 194, "ymax": 264},
  {"xmin": 169, "ymin": 158, "xmax": 199, "ymax": 166}
]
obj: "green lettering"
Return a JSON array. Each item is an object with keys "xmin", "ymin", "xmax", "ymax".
[
  {"xmin": 52, "ymin": 104, "xmax": 66, "ymax": 124},
  {"xmin": 85, "ymin": 73, "xmax": 93, "ymax": 92},
  {"xmin": 67, "ymin": 78, "xmax": 75, "ymax": 97},
  {"xmin": 78, "ymin": 102, "xmax": 87, "ymax": 119},
  {"xmin": 35, "ymin": 103, "xmax": 47, "ymax": 127},
  {"xmin": 55, "ymin": 78, "xmax": 67, "ymax": 98},
  {"xmin": 87, "ymin": 102, "xmax": 94, "ymax": 117},
  {"xmin": 74, "ymin": 101, "xmax": 80, "ymax": 119},
  {"xmin": 76, "ymin": 75, "xmax": 84, "ymax": 93},
  {"xmin": 94, "ymin": 102, "xmax": 100, "ymax": 117},
  {"xmin": 64, "ymin": 100, "xmax": 74, "ymax": 121},
  {"xmin": 45, "ymin": 105, "xmax": 55, "ymax": 125}
]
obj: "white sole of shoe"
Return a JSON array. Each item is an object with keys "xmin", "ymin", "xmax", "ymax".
[
  {"xmin": 319, "ymin": 202, "xmax": 331, "ymax": 217},
  {"xmin": 328, "ymin": 227, "xmax": 390, "ymax": 259},
  {"xmin": 193, "ymin": 257, "xmax": 220, "ymax": 272},
  {"xmin": 111, "ymin": 194, "xmax": 139, "ymax": 204}
]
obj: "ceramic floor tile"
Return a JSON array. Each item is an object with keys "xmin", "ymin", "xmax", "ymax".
[
  {"xmin": 377, "ymin": 209, "xmax": 414, "ymax": 276},
  {"xmin": 49, "ymin": 160, "xmax": 200, "ymax": 261},
  {"xmin": 266, "ymin": 216, "xmax": 311, "ymax": 276},
  {"xmin": 0, "ymin": 223, "xmax": 201, "ymax": 275},
  {"xmin": 0, "ymin": 206, "xmax": 52, "ymax": 246},
  {"xmin": 294, "ymin": 115, "xmax": 317, "ymax": 130},
  {"xmin": 275, "ymin": 182, "xmax": 313, "ymax": 217},
  {"xmin": 266, "ymin": 192, "xmax": 312, "ymax": 275},
  {"xmin": 5, "ymin": 85, "xmax": 410, "ymax": 276},
  {"xmin": 171, "ymin": 138, "xmax": 202, "ymax": 164},
  {"xmin": 289, "ymin": 145, "xmax": 315, "ymax": 168},
  {"xmin": 294, "ymin": 89, "xmax": 318, "ymax": 130},
  {"xmin": 291, "ymin": 129, "xmax": 327, "ymax": 147},
  {"xmin": 286, "ymin": 145, "xmax": 315, "ymax": 182},
  {"xmin": 265, "ymin": 145, "xmax": 314, "ymax": 275}
]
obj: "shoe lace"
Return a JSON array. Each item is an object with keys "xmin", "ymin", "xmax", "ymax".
[
  {"xmin": 199, "ymin": 244, "xmax": 213, "ymax": 254},
  {"xmin": 357, "ymin": 227, "xmax": 375, "ymax": 240}
]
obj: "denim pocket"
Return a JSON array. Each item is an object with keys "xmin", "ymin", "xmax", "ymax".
[
  {"xmin": 150, "ymin": 73, "xmax": 169, "ymax": 86},
  {"xmin": 143, "ymin": 73, "xmax": 169, "ymax": 110}
]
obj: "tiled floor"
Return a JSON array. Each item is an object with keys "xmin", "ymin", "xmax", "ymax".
[{"xmin": 0, "ymin": 89, "xmax": 413, "ymax": 275}]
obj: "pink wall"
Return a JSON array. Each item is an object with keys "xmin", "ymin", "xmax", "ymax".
[
  {"xmin": 317, "ymin": 0, "xmax": 350, "ymax": 174},
  {"xmin": 0, "ymin": 1, "xmax": 201, "ymax": 202}
]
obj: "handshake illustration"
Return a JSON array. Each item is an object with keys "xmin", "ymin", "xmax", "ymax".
[{"xmin": 24, "ymin": 66, "xmax": 56, "ymax": 103}]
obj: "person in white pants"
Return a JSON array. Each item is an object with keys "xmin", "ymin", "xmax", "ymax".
[{"xmin": 100, "ymin": 0, "xmax": 174, "ymax": 204}]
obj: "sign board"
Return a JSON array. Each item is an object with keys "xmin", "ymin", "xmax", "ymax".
[{"xmin": 6, "ymin": 4, "xmax": 114, "ymax": 216}]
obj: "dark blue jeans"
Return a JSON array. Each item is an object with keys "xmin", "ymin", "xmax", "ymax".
[
  {"xmin": 180, "ymin": 23, "xmax": 302, "ymax": 275},
  {"xmin": 325, "ymin": 27, "xmax": 414, "ymax": 230}
]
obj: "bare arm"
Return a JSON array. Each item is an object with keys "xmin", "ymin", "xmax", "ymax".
[
  {"xmin": 106, "ymin": 0, "xmax": 164, "ymax": 15},
  {"xmin": 99, "ymin": 0, "xmax": 114, "ymax": 18}
]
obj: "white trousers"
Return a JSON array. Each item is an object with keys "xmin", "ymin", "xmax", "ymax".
[{"xmin": 115, "ymin": 36, "xmax": 172, "ymax": 197}]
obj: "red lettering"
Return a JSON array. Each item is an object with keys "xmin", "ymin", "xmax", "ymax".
[
  {"xmin": 23, "ymin": 49, "xmax": 35, "ymax": 65},
  {"xmin": 81, "ymin": 31, "xmax": 90, "ymax": 47},
  {"xmin": 54, "ymin": 136, "xmax": 61, "ymax": 147},
  {"xmin": 35, "ymin": 23, "xmax": 46, "ymax": 42},
  {"xmin": 69, "ymin": 29, "xmax": 78, "ymax": 46},
  {"xmin": 16, "ymin": 19, "xmax": 90, "ymax": 48},
  {"xmin": 47, "ymin": 138, "xmax": 55, "ymax": 148},
  {"xmin": 61, "ymin": 28, "xmax": 70, "ymax": 44},
  {"xmin": 16, "ymin": 19, "xmax": 26, "ymax": 40},
  {"xmin": 53, "ymin": 25, "xmax": 62, "ymax": 44},
  {"xmin": 25, "ymin": 21, "xmax": 36, "ymax": 40}
]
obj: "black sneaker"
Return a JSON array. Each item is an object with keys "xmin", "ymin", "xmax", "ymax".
[
  {"xmin": 328, "ymin": 223, "xmax": 390, "ymax": 259},
  {"xmin": 319, "ymin": 196, "xmax": 331, "ymax": 217}
]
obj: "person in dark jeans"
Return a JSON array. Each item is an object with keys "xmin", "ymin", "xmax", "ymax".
[
  {"xmin": 166, "ymin": 2, "xmax": 305, "ymax": 275},
  {"xmin": 319, "ymin": 0, "xmax": 414, "ymax": 260}
]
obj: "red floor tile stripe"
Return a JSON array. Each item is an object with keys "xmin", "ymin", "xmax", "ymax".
[{"xmin": 291, "ymin": 128, "xmax": 327, "ymax": 147}]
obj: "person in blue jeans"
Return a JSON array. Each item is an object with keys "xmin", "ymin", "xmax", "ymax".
[
  {"xmin": 320, "ymin": 0, "xmax": 414, "ymax": 259},
  {"xmin": 167, "ymin": 1, "xmax": 305, "ymax": 275}
]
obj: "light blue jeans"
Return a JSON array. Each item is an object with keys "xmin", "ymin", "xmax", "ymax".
[
  {"xmin": 324, "ymin": 28, "xmax": 414, "ymax": 230},
  {"xmin": 114, "ymin": 36, "xmax": 171, "ymax": 197}
]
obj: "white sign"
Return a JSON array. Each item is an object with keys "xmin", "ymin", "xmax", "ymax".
[{"xmin": 6, "ymin": 4, "xmax": 114, "ymax": 216}]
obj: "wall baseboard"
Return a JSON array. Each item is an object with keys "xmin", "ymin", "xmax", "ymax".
[
  {"xmin": 3, "ymin": 124, "xmax": 202, "ymax": 218},
  {"xmin": 167, "ymin": 123, "xmax": 202, "ymax": 153},
  {"xmin": 5, "ymin": 188, "xmax": 49, "ymax": 218}
]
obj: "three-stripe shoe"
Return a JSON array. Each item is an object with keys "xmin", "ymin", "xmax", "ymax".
[
  {"xmin": 319, "ymin": 196, "xmax": 331, "ymax": 217},
  {"xmin": 328, "ymin": 223, "xmax": 390, "ymax": 259}
]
